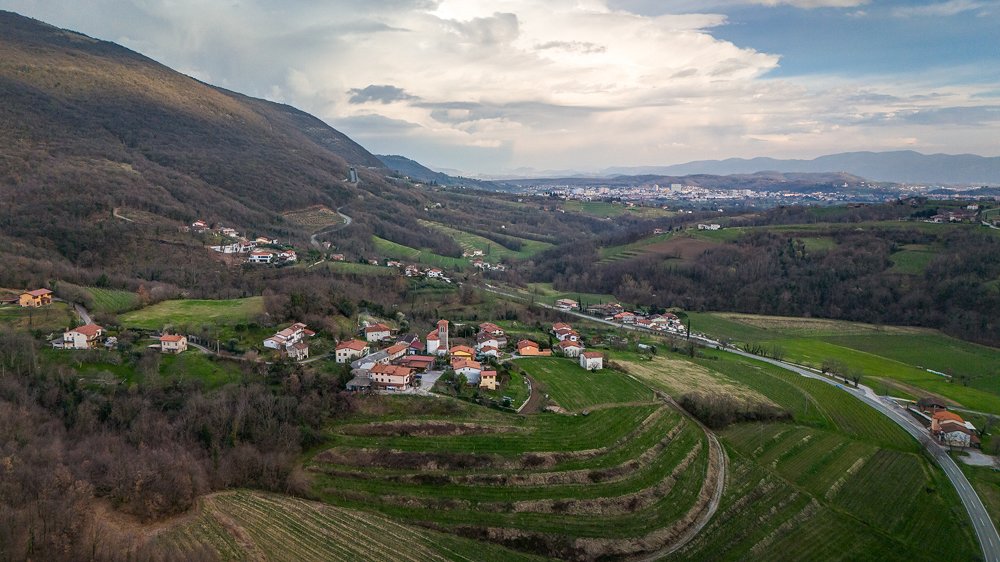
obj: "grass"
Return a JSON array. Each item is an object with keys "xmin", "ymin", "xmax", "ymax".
[
  {"xmin": 889, "ymin": 244, "xmax": 939, "ymax": 274},
  {"xmin": 481, "ymin": 368, "xmax": 531, "ymax": 409},
  {"xmin": 619, "ymin": 355, "xmax": 775, "ymax": 407},
  {"xmin": 159, "ymin": 352, "xmax": 243, "ymax": 389},
  {"xmin": 419, "ymin": 220, "xmax": 552, "ymax": 262},
  {"xmin": 119, "ymin": 297, "xmax": 264, "ymax": 330},
  {"xmin": 524, "ymin": 282, "xmax": 621, "ymax": 309},
  {"xmin": 373, "ymin": 236, "xmax": 468, "ymax": 270},
  {"xmin": 158, "ymin": 490, "xmax": 541, "ymax": 562},
  {"xmin": 282, "ymin": 205, "xmax": 345, "ymax": 231},
  {"xmin": 515, "ymin": 357, "xmax": 654, "ymax": 411},
  {"xmin": 86, "ymin": 287, "xmax": 140, "ymax": 314},
  {"xmin": 0, "ymin": 301, "xmax": 77, "ymax": 333},
  {"xmin": 323, "ymin": 261, "xmax": 398, "ymax": 276},
  {"xmin": 687, "ymin": 311, "xmax": 1000, "ymax": 413}
]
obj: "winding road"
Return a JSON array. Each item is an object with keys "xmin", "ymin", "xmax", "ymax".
[
  {"xmin": 309, "ymin": 207, "xmax": 353, "ymax": 249},
  {"xmin": 481, "ymin": 283, "xmax": 1000, "ymax": 562}
]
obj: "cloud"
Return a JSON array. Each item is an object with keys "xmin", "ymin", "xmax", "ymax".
[
  {"xmin": 892, "ymin": 0, "xmax": 993, "ymax": 17},
  {"xmin": 347, "ymin": 85, "xmax": 419, "ymax": 104},
  {"xmin": 1, "ymin": 0, "xmax": 997, "ymax": 172}
]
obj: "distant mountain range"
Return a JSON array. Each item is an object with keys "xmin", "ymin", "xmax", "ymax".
[
  {"xmin": 602, "ymin": 151, "xmax": 1000, "ymax": 185},
  {"xmin": 376, "ymin": 154, "xmax": 497, "ymax": 190}
]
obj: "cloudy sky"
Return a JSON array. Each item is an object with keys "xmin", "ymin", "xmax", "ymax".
[{"xmin": 3, "ymin": 0, "xmax": 999, "ymax": 174}]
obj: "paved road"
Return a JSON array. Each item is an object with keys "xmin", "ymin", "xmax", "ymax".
[
  {"xmin": 480, "ymin": 283, "xmax": 1000, "ymax": 561},
  {"xmin": 309, "ymin": 207, "xmax": 353, "ymax": 249},
  {"xmin": 74, "ymin": 302, "xmax": 93, "ymax": 325}
]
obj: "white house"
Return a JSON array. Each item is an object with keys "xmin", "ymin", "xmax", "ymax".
[
  {"xmin": 63, "ymin": 323, "xmax": 104, "ymax": 350},
  {"xmin": 287, "ymin": 342, "xmax": 309, "ymax": 361},
  {"xmin": 364, "ymin": 323, "xmax": 392, "ymax": 342},
  {"xmin": 451, "ymin": 358, "xmax": 483, "ymax": 383},
  {"xmin": 336, "ymin": 339, "xmax": 370, "ymax": 363},
  {"xmin": 555, "ymin": 298, "xmax": 579, "ymax": 310},
  {"xmin": 579, "ymin": 351, "xmax": 604, "ymax": 371},
  {"xmin": 697, "ymin": 223, "xmax": 721, "ymax": 231},
  {"xmin": 248, "ymin": 251, "xmax": 274, "ymax": 264},
  {"xmin": 369, "ymin": 364, "xmax": 414, "ymax": 390},
  {"xmin": 159, "ymin": 334, "xmax": 187, "ymax": 354},
  {"xmin": 558, "ymin": 339, "xmax": 584, "ymax": 358},
  {"xmin": 264, "ymin": 323, "xmax": 314, "ymax": 350}
]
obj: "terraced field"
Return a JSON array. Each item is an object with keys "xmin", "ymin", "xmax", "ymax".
[
  {"xmin": 282, "ymin": 205, "xmax": 345, "ymax": 230},
  {"xmin": 158, "ymin": 490, "xmax": 539, "ymax": 561},
  {"xmin": 86, "ymin": 287, "xmax": 140, "ymax": 314},
  {"xmin": 308, "ymin": 374, "xmax": 722, "ymax": 560}
]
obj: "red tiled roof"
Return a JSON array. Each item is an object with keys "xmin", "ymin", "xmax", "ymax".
[
  {"xmin": 481, "ymin": 370, "xmax": 497, "ymax": 378},
  {"xmin": 517, "ymin": 339, "xmax": 538, "ymax": 349},
  {"xmin": 337, "ymin": 339, "xmax": 368, "ymax": 351},
  {"xmin": 386, "ymin": 342, "xmax": 408, "ymax": 355},
  {"xmin": 71, "ymin": 323, "xmax": 103, "ymax": 337},
  {"xmin": 160, "ymin": 334, "xmax": 184, "ymax": 343},
  {"xmin": 558, "ymin": 340, "xmax": 583, "ymax": 349},
  {"xmin": 450, "ymin": 345, "xmax": 475, "ymax": 355},
  {"xmin": 365, "ymin": 323, "xmax": 390, "ymax": 333},
  {"xmin": 581, "ymin": 351, "xmax": 603, "ymax": 359},
  {"xmin": 25, "ymin": 288, "xmax": 53, "ymax": 297},
  {"xmin": 371, "ymin": 364, "xmax": 412, "ymax": 377}
]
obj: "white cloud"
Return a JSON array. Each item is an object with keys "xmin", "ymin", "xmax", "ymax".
[
  {"xmin": 892, "ymin": 0, "xmax": 994, "ymax": 17},
  {"xmin": 0, "ymin": 0, "xmax": 997, "ymax": 173}
]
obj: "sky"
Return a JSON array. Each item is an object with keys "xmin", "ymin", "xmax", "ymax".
[{"xmin": 2, "ymin": 0, "xmax": 998, "ymax": 175}]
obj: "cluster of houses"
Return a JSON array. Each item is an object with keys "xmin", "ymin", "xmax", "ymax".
[
  {"xmin": 263, "ymin": 322, "xmax": 315, "ymax": 361},
  {"xmin": 585, "ymin": 303, "xmax": 686, "ymax": 334},
  {"xmin": 914, "ymin": 398, "xmax": 980, "ymax": 448},
  {"xmin": 697, "ymin": 223, "xmax": 722, "ymax": 231},
  {"xmin": 549, "ymin": 321, "xmax": 604, "ymax": 370},
  {"xmin": 188, "ymin": 220, "xmax": 296, "ymax": 265},
  {"xmin": 927, "ymin": 209, "xmax": 979, "ymax": 223}
]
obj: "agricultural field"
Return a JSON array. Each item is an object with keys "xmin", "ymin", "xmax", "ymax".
[
  {"xmin": 157, "ymin": 490, "xmax": 539, "ymax": 561},
  {"xmin": 373, "ymin": 236, "xmax": 468, "ymax": 270},
  {"xmin": 420, "ymin": 220, "xmax": 552, "ymax": 262},
  {"xmin": 120, "ymin": 297, "xmax": 265, "ymax": 331},
  {"xmin": 669, "ymin": 349, "xmax": 977, "ymax": 560},
  {"xmin": 686, "ymin": 312, "xmax": 1000, "ymax": 413},
  {"xmin": 86, "ymin": 287, "xmax": 140, "ymax": 314},
  {"xmin": 159, "ymin": 352, "xmax": 244, "ymax": 389},
  {"xmin": 523, "ymin": 282, "xmax": 621, "ymax": 309},
  {"xmin": 0, "ymin": 301, "xmax": 77, "ymax": 333},
  {"xmin": 515, "ymin": 357, "xmax": 654, "ymax": 411},
  {"xmin": 282, "ymin": 205, "xmax": 345, "ymax": 231},
  {"xmin": 307, "ymin": 390, "xmax": 722, "ymax": 560},
  {"xmin": 620, "ymin": 355, "xmax": 776, "ymax": 408}
]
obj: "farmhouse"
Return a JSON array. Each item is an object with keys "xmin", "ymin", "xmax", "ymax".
[
  {"xmin": 478, "ymin": 345, "xmax": 500, "ymax": 359},
  {"xmin": 248, "ymin": 251, "xmax": 274, "ymax": 264},
  {"xmin": 364, "ymin": 323, "xmax": 392, "ymax": 342},
  {"xmin": 63, "ymin": 323, "xmax": 104, "ymax": 350},
  {"xmin": 517, "ymin": 339, "xmax": 551, "ymax": 356},
  {"xmin": 19, "ymin": 288, "xmax": 53, "ymax": 307},
  {"xmin": 385, "ymin": 342, "xmax": 408, "ymax": 362},
  {"xmin": 558, "ymin": 339, "xmax": 584, "ymax": 358},
  {"xmin": 479, "ymin": 322, "xmax": 505, "ymax": 337},
  {"xmin": 555, "ymin": 298, "xmax": 579, "ymax": 310},
  {"xmin": 579, "ymin": 351, "xmax": 604, "ymax": 370},
  {"xmin": 400, "ymin": 355, "xmax": 436, "ymax": 371},
  {"xmin": 287, "ymin": 342, "xmax": 309, "ymax": 362},
  {"xmin": 552, "ymin": 322, "xmax": 572, "ymax": 332},
  {"xmin": 480, "ymin": 370, "xmax": 498, "ymax": 390},
  {"xmin": 264, "ymin": 322, "xmax": 314, "ymax": 350},
  {"xmin": 159, "ymin": 334, "xmax": 187, "ymax": 354},
  {"xmin": 555, "ymin": 328, "xmax": 580, "ymax": 342},
  {"xmin": 930, "ymin": 411, "xmax": 979, "ymax": 447},
  {"xmin": 336, "ymin": 339, "xmax": 370, "ymax": 363},
  {"xmin": 369, "ymin": 364, "xmax": 414, "ymax": 390}
]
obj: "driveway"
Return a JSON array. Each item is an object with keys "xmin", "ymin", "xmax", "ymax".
[{"xmin": 415, "ymin": 369, "xmax": 445, "ymax": 392}]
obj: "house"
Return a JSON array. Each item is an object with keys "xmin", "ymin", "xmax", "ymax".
[
  {"xmin": 191, "ymin": 220, "xmax": 209, "ymax": 232},
  {"xmin": 558, "ymin": 340, "xmax": 584, "ymax": 358},
  {"xmin": 255, "ymin": 236, "xmax": 276, "ymax": 245},
  {"xmin": 697, "ymin": 223, "xmax": 721, "ymax": 230},
  {"xmin": 278, "ymin": 250, "xmax": 297, "ymax": 262},
  {"xmin": 332, "ymin": 254, "xmax": 346, "ymax": 261},
  {"xmin": 287, "ymin": 341, "xmax": 310, "ymax": 361},
  {"xmin": 400, "ymin": 355, "xmax": 436, "ymax": 371},
  {"xmin": 929, "ymin": 411, "xmax": 979, "ymax": 447},
  {"xmin": 364, "ymin": 323, "xmax": 392, "ymax": 342},
  {"xmin": 336, "ymin": 339, "xmax": 370, "ymax": 363},
  {"xmin": 516, "ymin": 339, "xmax": 551, "ymax": 356},
  {"xmin": 385, "ymin": 342, "xmax": 408, "ymax": 362},
  {"xmin": 264, "ymin": 323, "xmax": 314, "ymax": 350},
  {"xmin": 480, "ymin": 370, "xmax": 498, "ymax": 391},
  {"xmin": 404, "ymin": 265, "xmax": 420, "ymax": 276},
  {"xmin": 19, "ymin": 288, "xmax": 53, "ymax": 307},
  {"xmin": 159, "ymin": 334, "xmax": 188, "ymax": 354},
  {"xmin": 248, "ymin": 251, "xmax": 274, "ymax": 264},
  {"xmin": 477, "ymin": 331, "xmax": 507, "ymax": 348},
  {"xmin": 346, "ymin": 376, "xmax": 373, "ymax": 392},
  {"xmin": 552, "ymin": 322, "xmax": 572, "ymax": 333},
  {"xmin": 586, "ymin": 303, "xmax": 624, "ymax": 317},
  {"xmin": 451, "ymin": 358, "xmax": 483, "ymax": 383},
  {"xmin": 479, "ymin": 322, "xmax": 505, "ymax": 337},
  {"xmin": 352, "ymin": 348, "xmax": 391, "ymax": 371},
  {"xmin": 426, "ymin": 268, "xmax": 444, "ymax": 278},
  {"xmin": 219, "ymin": 227, "xmax": 239, "ymax": 237},
  {"xmin": 555, "ymin": 328, "xmax": 580, "ymax": 342},
  {"xmin": 63, "ymin": 323, "xmax": 104, "ymax": 350},
  {"xmin": 449, "ymin": 345, "xmax": 475, "ymax": 359},
  {"xmin": 613, "ymin": 312, "xmax": 637, "ymax": 324},
  {"xmin": 555, "ymin": 298, "xmax": 579, "ymax": 310},
  {"xmin": 370, "ymin": 364, "xmax": 414, "ymax": 390},
  {"xmin": 580, "ymin": 351, "xmax": 604, "ymax": 370},
  {"xmin": 478, "ymin": 345, "xmax": 500, "ymax": 359}
]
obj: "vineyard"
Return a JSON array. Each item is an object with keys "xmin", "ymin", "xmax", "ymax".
[
  {"xmin": 307, "ymin": 374, "xmax": 722, "ymax": 560},
  {"xmin": 157, "ymin": 490, "xmax": 538, "ymax": 561}
]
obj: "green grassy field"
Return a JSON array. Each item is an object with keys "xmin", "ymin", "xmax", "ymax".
[
  {"xmin": 515, "ymin": 357, "xmax": 654, "ymax": 411},
  {"xmin": 373, "ymin": 236, "xmax": 468, "ymax": 270},
  {"xmin": 524, "ymin": 282, "xmax": 622, "ymax": 309},
  {"xmin": 562, "ymin": 200, "xmax": 674, "ymax": 218},
  {"xmin": 322, "ymin": 261, "xmax": 398, "ymax": 276},
  {"xmin": 119, "ymin": 297, "xmax": 265, "ymax": 330},
  {"xmin": 889, "ymin": 244, "xmax": 939, "ymax": 274},
  {"xmin": 420, "ymin": 220, "xmax": 552, "ymax": 262},
  {"xmin": 158, "ymin": 490, "xmax": 541, "ymax": 562},
  {"xmin": 686, "ymin": 311, "xmax": 1000, "ymax": 413},
  {"xmin": 159, "ymin": 352, "xmax": 243, "ymax": 389},
  {"xmin": 0, "ymin": 301, "xmax": 77, "ymax": 333},
  {"xmin": 86, "ymin": 287, "xmax": 140, "ymax": 314},
  {"xmin": 668, "ymin": 349, "xmax": 977, "ymax": 560}
]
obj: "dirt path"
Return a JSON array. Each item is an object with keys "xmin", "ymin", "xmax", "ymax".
[
  {"xmin": 518, "ymin": 374, "xmax": 543, "ymax": 414},
  {"xmin": 309, "ymin": 206, "xmax": 352, "ymax": 249}
]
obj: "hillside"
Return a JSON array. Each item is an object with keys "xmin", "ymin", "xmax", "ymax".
[
  {"xmin": 603, "ymin": 151, "xmax": 1000, "ymax": 184},
  {"xmin": 0, "ymin": 11, "xmax": 472, "ymax": 292},
  {"xmin": 378, "ymin": 154, "xmax": 501, "ymax": 190}
]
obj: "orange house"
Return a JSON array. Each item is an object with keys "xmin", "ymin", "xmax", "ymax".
[
  {"xmin": 19, "ymin": 289, "xmax": 53, "ymax": 307},
  {"xmin": 517, "ymin": 339, "xmax": 551, "ymax": 357},
  {"xmin": 449, "ymin": 345, "xmax": 475, "ymax": 359}
]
